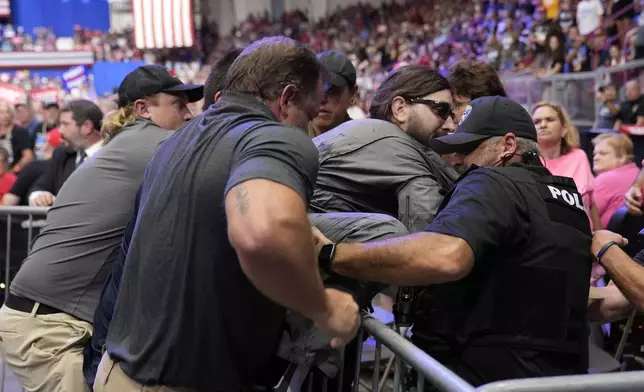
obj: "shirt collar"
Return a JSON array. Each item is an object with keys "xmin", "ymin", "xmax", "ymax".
[
  {"xmin": 83, "ymin": 140, "xmax": 104, "ymax": 158},
  {"xmin": 215, "ymin": 92, "xmax": 278, "ymax": 121}
]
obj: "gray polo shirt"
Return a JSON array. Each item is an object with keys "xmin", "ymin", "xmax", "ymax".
[
  {"xmin": 11, "ymin": 118, "xmax": 172, "ymax": 322},
  {"xmin": 310, "ymin": 118, "xmax": 458, "ymax": 232}
]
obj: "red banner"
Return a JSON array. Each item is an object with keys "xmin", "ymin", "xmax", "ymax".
[
  {"xmin": 30, "ymin": 87, "xmax": 61, "ymax": 105},
  {"xmin": 0, "ymin": 83, "xmax": 26, "ymax": 105},
  {"xmin": 620, "ymin": 126, "xmax": 644, "ymax": 136}
]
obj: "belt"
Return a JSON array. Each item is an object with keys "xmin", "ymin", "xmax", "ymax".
[{"xmin": 5, "ymin": 293, "xmax": 63, "ymax": 315}]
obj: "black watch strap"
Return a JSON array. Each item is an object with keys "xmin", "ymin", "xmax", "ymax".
[
  {"xmin": 596, "ymin": 241, "xmax": 620, "ymax": 265},
  {"xmin": 319, "ymin": 243, "xmax": 336, "ymax": 276}
]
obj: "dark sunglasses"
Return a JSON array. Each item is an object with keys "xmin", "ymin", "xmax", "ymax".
[
  {"xmin": 324, "ymin": 84, "xmax": 345, "ymax": 97},
  {"xmin": 407, "ymin": 98, "xmax": 455, "ymax": 121}
]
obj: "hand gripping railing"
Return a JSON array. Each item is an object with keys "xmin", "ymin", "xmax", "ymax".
[
  {"xmin": 360, "ymin": 314, "xmax": 476, "ymax": 392},
  {"xmin": 0, "ymin": 206, "xmax": 49, "ymax": 392}
]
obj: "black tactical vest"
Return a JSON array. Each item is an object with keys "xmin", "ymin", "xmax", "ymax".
[{"xmin": 413, "ymin": 165, "xmax": 592, "ymax": 371}]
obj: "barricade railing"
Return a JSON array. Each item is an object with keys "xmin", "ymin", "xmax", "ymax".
[
  {"xmin": 0, "ymin": 206, "xmax": 49, "ymax": 299},
  {"xmin": 0, "ymin": 206, "xmax": 49, "ymax": 392},
  {"xmin": 304, "ymin": 310, "xmax": 644, "ymax": 392},
  {"xmin": 2, "ymin": 205, "xmax": 644, "ymax": 392},
  {"xmin": 358, "ymin": 314, "xmax": 476, "ymax": 392},
  {"xmin": 478, "ymin": 371, "xmax": 644, "ymax": 392},
  {"xmin": 501, "ymin": 59, "xmax": 644, "ymax": 128}
]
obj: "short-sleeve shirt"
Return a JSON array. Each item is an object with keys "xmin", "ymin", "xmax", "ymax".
[
  {"xmin": 10, "ymin": 119, "xmax": 173, "ymax": 322},
  {"xmin": 0, "ymin": 126, "xmax": 32, "ymax": 168},
  {"xmin": 415, "ymin": 164, "xmax": 591, "ymax": 384},
  {"xmin": 425, "ymin": 166, "xmax": 530, "ymax": 262},
  {"xmin": 106, "ymin": 93, "xmax": 319, "ymax": 390},
  {"xmin": 617, "ymin": 96, "xmax": 644, "ymax": 125},
  {"xmin": 577, "ymin": 0, "xmax": 604, "ymax": 36},
  {"xmin": 543, "ymin": 148, "xmax": 596, "ymax": 229}
]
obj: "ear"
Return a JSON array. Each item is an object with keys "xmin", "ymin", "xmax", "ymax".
[
  {"xmin": 560, "ymin": 126, "xmax": 568, "ymax": 140},
  {"xmin": 80, "ymin": 119, "xmax": 93, "ymax": 136},
  {"xmin": 214, "ymin": 91, "xmax": 222, "ymax": 103},
  {"xmin": 278, "ymin": 84, "xmax": 299, "ymax": 112},
  {"xmin": 349, "ymin": 85, "xmax": 359, "ymax": 102},
  {"xmin": 390, "ymin": 96, "xmax": 409, "ymax": 125},
  {"xmin": 502, "ymin": 133, "xmax": 519, "ymax": 157},
  {"xmin": 133, "ymin": 99, "xmax": 152, "ymax": 119}
]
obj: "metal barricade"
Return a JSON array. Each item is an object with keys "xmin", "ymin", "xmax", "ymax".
[
  {"xmin": 501, "ymin": 59, "xmax": 644, "ymax": 128},
  {"xmin": 0, "ymin": 206, "xmax": 49, "ymax": 392},
  {"xmin": 1, "ymin": 203, "xmax": 644, "ymax": 392},
  {"xmin": 358, "ymin": 315, "xmax": 476, "ymax": 392},
  {"xmin": 302, "ymin": 311, "xmax": 644, "ymax": 392},
  {"xmin": 478, "ymin": 371, "xmax": 644, "ymax": 392}
]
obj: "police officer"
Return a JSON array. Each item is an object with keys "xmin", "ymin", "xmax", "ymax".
[{"xmin": 312, "ymin": 96, "xmax": 593, "ymax": 386}]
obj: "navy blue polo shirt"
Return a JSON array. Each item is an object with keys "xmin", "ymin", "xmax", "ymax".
[
  {"xmin": 83, "ymin": 186, "xmax": 142, "ymax": 386},
  {"xmin": 103, "ymin": 93, "xmax": 319, "ymax": 390}
]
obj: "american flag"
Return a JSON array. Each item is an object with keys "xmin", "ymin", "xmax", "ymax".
[
  {"xmin": 132, "ymin": 0, "xmax": 195, "ymax": 50},
  {"xmin": 62, "ymin": 66, "xmax": 88, "ymax": 90},
  {"xmin": 0, "ymin": 0, "xmax": 10, "ymax": 18}
]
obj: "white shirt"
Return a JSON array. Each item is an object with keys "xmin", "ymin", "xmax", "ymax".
[
  {"xmin": 29, "ymin": 140, "xmax": 105, "ymax": 205},
  {"xmin": 75, "ymin": 140, "xmax": 104, "ymax": 165},
  {"xmin": 577, "ymin": 0, "xmax": 604, "ymax": 36}
]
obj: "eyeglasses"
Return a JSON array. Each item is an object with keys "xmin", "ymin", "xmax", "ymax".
[
  {"xmin": 407, "ymin": 98, "xmax": 455, "ymax": 121},
  {"xmin": 324, "ymin": 84, "xmax": 346, "ymax": 97}
]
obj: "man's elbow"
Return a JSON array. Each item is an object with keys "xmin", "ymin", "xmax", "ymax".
[
  {"xmin": 425, "ymin": 234, "xmax": 474, "ymax": 283},
  {"xmin": 228, "ymin": 214, "xmax": 299, "ymax": 258},
  {"xmin": 439, "ymin": 258, "xmax": 472, "ymax": 282},
  {"xmin": 427, "ymin": 236, "xmax": 474, "ymax": 283},
  {"xmin": 229, "ymin": 222, "xmax": 274, "ymax": 258}
]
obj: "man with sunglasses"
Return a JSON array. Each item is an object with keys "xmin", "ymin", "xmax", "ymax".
[
  {"xmin": 308, "ymin": 51, "xmax": 358, "ymax": 137},
  {"xmin": 278, "ymin": 64, "xmax": 458, "ymax": 392},
  {"xmin": 311, "ymin": 65, "xmax": 458, "ymax": 233},
  {"xmin": 312, "ymin": 96, "xmax": 594, "ymax": 386}
]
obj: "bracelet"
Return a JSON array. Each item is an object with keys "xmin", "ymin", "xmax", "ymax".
[{"xmin": 596, "ymin": 241, "xmax": 620, "ymax": 265}]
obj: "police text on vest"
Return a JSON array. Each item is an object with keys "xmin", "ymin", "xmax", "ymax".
[{"xmin": 547, "ymin": 185, "xmax": 585, "ymax": 212}]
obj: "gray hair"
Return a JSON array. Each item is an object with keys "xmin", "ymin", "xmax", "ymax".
[{"xmin": 486, "ymin": 136, "xmax": 539, "ymax": 156}]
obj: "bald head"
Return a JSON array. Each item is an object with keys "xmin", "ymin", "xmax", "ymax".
[{"xmin": 626, "ymin": 80, "xmax": 641, "ymax": 102}]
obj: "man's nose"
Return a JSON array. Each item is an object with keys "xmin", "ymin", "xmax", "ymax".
[{"xmin": 442, "ymin": 117, "xmax": 456, "ymax": 133}]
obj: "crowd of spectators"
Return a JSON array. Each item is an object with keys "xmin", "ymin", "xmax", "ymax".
[{"xmin": 2, "ymin": 0, "xmax": 644, "ymax": 115}]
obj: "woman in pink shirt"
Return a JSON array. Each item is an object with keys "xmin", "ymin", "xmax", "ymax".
[
  {"xmin": 534, "ymin": 102, "xmax": 606, "ymax": 286},
  {"xmin": 592, "ymin": 133, "xmax": 640, "ymax": 228},
  {"xmin": 533, "ymin": 102, "xmax": 602, "ymax": 230}
]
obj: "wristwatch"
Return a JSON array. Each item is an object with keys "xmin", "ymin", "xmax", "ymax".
[
  {"xmin": 318, "ymin": 243, "xmax": 336, "ymax": 276},
  {"xmin": 596, "ymin": 240, "xmax": 620, "ymax": 266}
]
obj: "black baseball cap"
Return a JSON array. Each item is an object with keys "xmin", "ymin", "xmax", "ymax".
[
  {"xmin": 43, "ymin": 101, "xmax": 60, "ymax": 110},
  {"xmin": 117, "ymin": 64, "xmax": 204, "ymax": 108},
  {"xmin": 318, "ymin": 51, "xmax": 357, "ymax": 90},
  {"xmin": 429, "ymin": 96, "xmax": 537, "ymax": 155}
]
